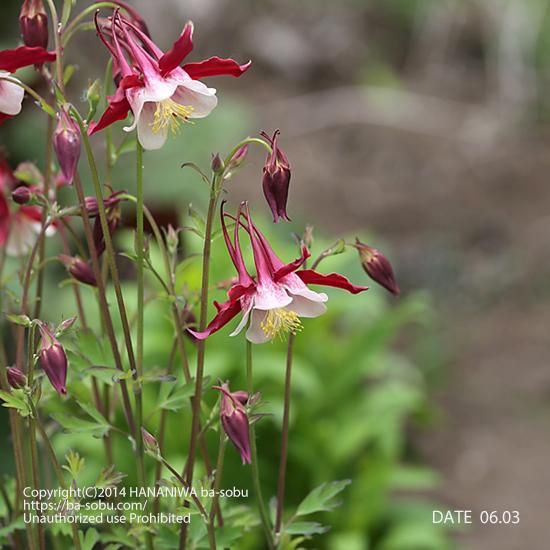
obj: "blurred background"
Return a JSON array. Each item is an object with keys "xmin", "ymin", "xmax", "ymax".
[{"xmin": 2, "ymin": 0, "xmax": 550, "ymax": 549}]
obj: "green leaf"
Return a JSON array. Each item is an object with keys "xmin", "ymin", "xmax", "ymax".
[
  {"xmin": 51, "ymin": 413, "xmax": 109, "ymax": 438},
  {"xmin": 79, "ymin": 528, "xmax": 100, "ymax": 550},
  {"xmin": 0, "ymin": 390, "xmax": 31, "ymax": 417},
  {"xmin": 285, "ymin": 521, "xmax": 329, "ymax": 536},
  {"xmin": 296, "ymin": 479, "xmax": 351, "ymax": 516},
  {"xmin": 158, "ymin": 379, "xmax": 197, "ymax": 412},
  {"xmin": 0, "ymin": 517, "xmax": 25, "ymax": 542},
  {"xmin": 51, "ymin": 400, "xmax": 110, "ymax": 438},
  {"xmin": 6, "ymin": 314, "xmax": 31, "ymax": 327},
  {"xmin": 63, "ymin": 450, "xmax": 85, "ymax": 480}
]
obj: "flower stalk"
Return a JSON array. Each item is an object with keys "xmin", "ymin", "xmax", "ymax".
[
  {"xmin": 275, "ymin": 333, "xmax": 295, "ymax": 538},
  {"xmin": 246, "ymin": 340, "xmax": 275, "ymax": 549}
]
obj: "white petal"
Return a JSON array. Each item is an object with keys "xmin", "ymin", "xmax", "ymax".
[
  {"xmin": 136, "ymin": 102, "xmax": 168, "ymax": 150},
  {"xmin": 245, "ymin": 309, "xmax": 271, "ymax": 344},
  {"xmin": 253, "ymin": 282, "xmax": 292, "ymax": 311},
  {"xmin": 6, "ymin": 216, "xmax": 40, "ymax": 257},
  {"xmin": 229, "ymin": 296, "xmax": 254, "ymax": 337},
  {"xmin": 172, "ymin": 79, "xmax": 218, "ymax": 119},
  {"xmin": 286, "ymin": 295, "xmax": 327, "ymax": 318},
  {"xmin": 0, "ymin": 75, "xmax": 24, "ymax": 116},
  {"xmin": 125, "ymin": 77, "xmax": 177, "ymax": 132},
  {"xmin": 282, "ymin": 272, "xmax": 328, "ymax": 303}
]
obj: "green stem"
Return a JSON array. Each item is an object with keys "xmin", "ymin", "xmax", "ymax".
[
  {"xmin": 134, "ymin": 143, "xmax": 152, "ymax": 550},
  {"xmin": 185, "ymin": 188, "xmax": 218, "ymax": 481},
  {"xmin": 71, "ymin": 172, "xmax": 136, "ymax": 437},
  {"xmin": 161, "ymin": 459, "xmax": 216, "ymax": 550},
  {"xmin": 72, "ymin": 113, "xmax": 142, "ymax": 460},
  {"xmin": 209, "ymin": 430, "xmax": 226, "ymax": 527},
  {"xmin": 30, "ymin": 402, "xmax": 81, "ymax": 550},
  {"xmin": 246, "ymin": 341, "xmax": 275, "ymax": 549},
  {"xmin": 44, "ymin": 0, "xmax": 64, "ymax": 90},
  {"xmin": 275, "ymin": 334, "xmax": 295, "ymax": 537}
]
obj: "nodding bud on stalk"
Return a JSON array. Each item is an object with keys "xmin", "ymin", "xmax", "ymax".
[
  {"xmin": 260, "ymin": 130, "xmax": 291, "ymax": 223},
  {"xmin": 228, "ymin": 144, "xmax": 248, "ymax": 170},
  {"xmin": 214, "ymin": 383, "xmax": 251, "ymax": 465},
  {"xmin": 6, "ymin": 366, "xmax": 27, "ymax": 389},
  {"xmin": 83, "ymin": 192, "xmax": 123, "ymax": 217},
  {"xmin": 11, "ymin": 185, "xmax": 32, "ymax": 205},
  {"xmin": 53, "ymin": 111, "xmax": 81, "ymax": 186},
  {"xmin": 38, "ymin": 323, "xmax": 68, "ymax": 395},
  {"xmin": 354, "ymin": 239, "xmax": 400, "ymax": 296},
  {"xmin": 92, "ymin": 205, "xmax": 120, "ymax": 258},
  {"xmin": 141, "ymin": 427, "xmax": 160, "ymax": 454},
  {"xmin": 60, "ymin": 255, "xmax": 97, "ymax": 286},
  {"xmin": 19, "ymin": 0, "xmax": 48, "ymax": 49}
]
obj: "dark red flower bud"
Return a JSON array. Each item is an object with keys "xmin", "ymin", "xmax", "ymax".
[
  {"xmin": 12, "ymin": 185, "xmax": 32, "ymax": 205},
  {"xmin": 211, "ymin": 153, "xmax": 224, "ymax": 174},
  {"xmin": 19, "ymin": 0, "xmax": 48, "ymax": 49},
  {"xmin": 38, "ymin": 324, "xmax": 68, "ymax": 395},
  {"xmin": 60, "ymin": 255, "xmax": 97, "ymax": 286},
  {"xmin": 53, "ymin": 111, "xmax": 81, "ymax": 186},
  {"xmin": 354, "ymin": 238, "xmax": 399, "ymax": 296},
  {"xmin": 260, "ymin": 130, "xmax": 291, "ymax": 223},
  {"xmin": 180, "ymin": 306, "xmax": 198, "ymax": 343},
  {"xmin": 214, "ymin": 383, "xmax": 251, "ymax": 465},
  {"xmin": 83, "ymin": 192, "xmax": 123, "ymax": 217},
  {"xmin": 6, "ymin": 366, "xmax": 27, "ymax": 389},
  {"xmin": 92, "ymin": 205, "xmax": 120, "ymax": 258},
  {"xmin": 228, "ymin": 144, "xmax": 248, "ymax": 170}
]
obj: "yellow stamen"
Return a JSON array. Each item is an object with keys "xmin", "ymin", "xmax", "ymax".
[
  {"xmin": 152, "ymin": 99, "xmax": 194, "ymax": 135},
  {"xmin": 260, "ymin": 308, "xmax": 302, "ymax": 340}
]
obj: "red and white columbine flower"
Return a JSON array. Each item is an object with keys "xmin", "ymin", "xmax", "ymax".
[
  {"xmin": 90, "ymin": 11, "xmax": 250, "ymax": 150},
  {"xmin": 190, "ymin": 203, "xmax": 368, "ymax": 344},
  {"xmin": 0, "ymin": 46, "xmax": 55, "ymax": 124},
  {"xmin": 0, "ymin": 155, "xmax": 54, "ymax": 256}
]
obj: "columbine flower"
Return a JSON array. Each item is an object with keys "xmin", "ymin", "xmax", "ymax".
[
  {"xmin": 0, "ymin": 46, "xmax": 55, "ymax": 124},
  {"xmin": 38, "ymin": 323, "xmax": 68, "ymax": 395},
  {"xmin": 354, "ymin": 238, "xmax": 399, "ymax": 296},
  {"xmin": 53, "ymin": 110, "xmax": 81, "ymax": 186},
  {"xmin": 0, "ymin": 156, "xmax": 54, "ymax": 256},
  {"xmin": 19, "ymin": 0, "xmax": 49, "ymax": 49},
  {"xmin": 189, "ymin": 202, "xmax": 368, "ymax": 344},
  {"xmin": 214, "ymin": 383, "xmax": 251, "ymax": 465},
  {"xmin": 261, "ymin": 130, "xmax": 291, "ymax": 223},
  {"xmin": 90, "ymin": 11, "xmax": 250, "ymax": 150}
]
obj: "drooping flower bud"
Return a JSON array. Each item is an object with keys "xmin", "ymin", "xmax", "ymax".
[
  {"xmin": 11, "ymin": 186, "xmax": 32, "ymax": 205},
  {"xmin": 354, "ymin": 238, "xmax": 399, "ymax": 296},
  {"xmin": 38, "ymin": 323, "xmax": 68, "ymax": 395},
  {"xmin": 92, "ymin": 205, "xmax": 120, "ymax": 258},
  {"xmin": 53, "ymin": 111, "xmax": 81, "ymax": 186},
  {"xmin": 260, "ymin": 129, "xmax": 291, "ymax": 223},
  {"xmin": 19, "ymin": 0, "xmax": 49, "ymax": 49},
  {"xmin": 214, "ymin": 383, "xmax": 251, "ymax": 465},
  {"xmin": 141, "ymin": 427, "xmax": 160, "ymax": 455},
  {"xmin": 83, "ymin": 192, "xmax": 123, "ymax": 217},
  {"xmin": 180, "ymin": 306, "xmax": 197, "ymax": 344},
  {"xmin": 228, "ymin": 144, "xmax": 249, "ymax": 170},
  {"xmin": 59, "ymin": 255, "xmax": 97, "ymax": 286},
  {"xmin": 6, "ymin": 366, "xmax": 27, "ymax": 389}
]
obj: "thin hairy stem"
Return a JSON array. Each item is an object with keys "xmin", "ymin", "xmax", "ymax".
[
  {"xmin": 246, "ymin": 341, "xmax": 275, "ymax": 549},
  {"xmin": 275, "ymin": 334, "xmax": 295, "ymax": 536}
]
